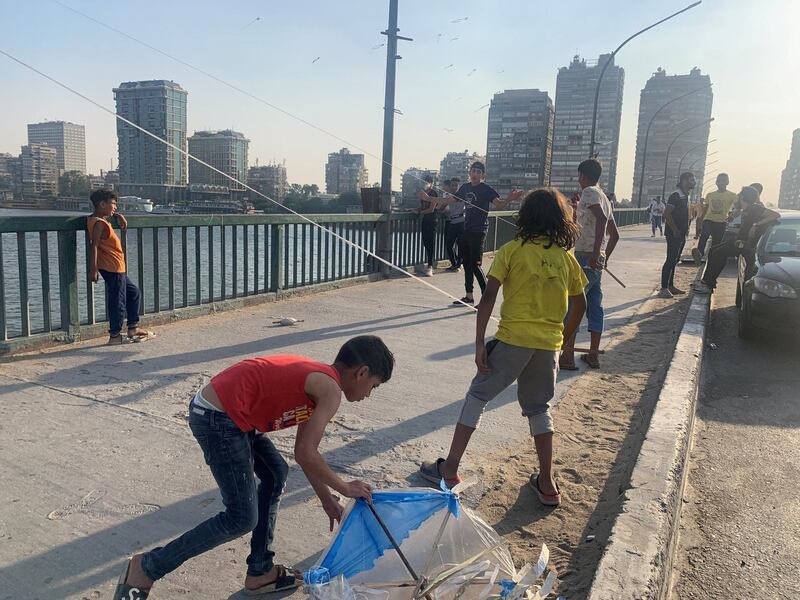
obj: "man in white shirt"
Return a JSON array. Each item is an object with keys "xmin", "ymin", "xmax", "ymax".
[
  {"xmin": 561, "ymin": 159, "xmax": 620, "ymax": 371},
  {"xmin": 649, "ymin": 196, "xmax": 666, "ymax": 236}
]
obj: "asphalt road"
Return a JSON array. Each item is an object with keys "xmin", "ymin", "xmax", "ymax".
[{"xmin": 670, "ymin": 266, "xmax": 800, "ymax": 599}]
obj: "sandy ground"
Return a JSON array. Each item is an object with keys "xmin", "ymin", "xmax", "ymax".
[
  {"xmin": 0, "ymin": 226, "xmax": 700, "ymax": 599},
  {"xmin": 670, "ymin": 268, "xmax": 800, "ymax": 599},
  {"xmin": 468, "ymin": 266, "xmax": 699, "ymax": 599}
]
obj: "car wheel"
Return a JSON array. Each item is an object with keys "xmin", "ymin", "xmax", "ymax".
[
  {"xmin": 735, "ymin": 283, "xmax": 742, "ymax": 308},
  {"xmin": 738, "ymin": 294, "xmax": 756, "ymax": 340}
]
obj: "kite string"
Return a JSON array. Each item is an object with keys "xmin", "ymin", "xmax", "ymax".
[{"xmin": 0, "ymin": 48, "xmax": 500, "ymax": 320}]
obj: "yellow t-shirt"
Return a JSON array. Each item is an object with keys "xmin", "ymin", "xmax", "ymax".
[
  {"xmin": 488, "ymin": 237, "xmax": 588, "ymax": 351},
  {"xmin": 703, "ymin": 190, "xmax": 737, "ymax": 223}
]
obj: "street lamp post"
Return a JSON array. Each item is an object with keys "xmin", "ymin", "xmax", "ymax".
[
  {"xmin": 635, "ymin": 83, "xmax": 712, "ymax": 207},
  {"xmin": 677, "ymin": 139, "xmax": 716, "ymax": 175},
  {"xmin": 661, "ymin": 117, "xmax": 715, "ymax": 199},
  {"xmin": 589, "ymin": 1, "xmax": 702, "ymax": 156}
]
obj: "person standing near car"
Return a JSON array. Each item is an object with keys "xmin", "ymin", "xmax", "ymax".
[
  {"xmin": 692, "ymin": 173, "xmax": 737, "ymax": 262},
  {"xmin": 692, "ymin": 186, "xmax": 779, "ymax": 294},
  {"xmin": 659, "ymin": 172, "xmax": 695, "ymax": 299}
]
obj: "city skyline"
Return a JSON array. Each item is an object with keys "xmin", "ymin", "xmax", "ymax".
[{"xmin": 1, "ymin": 1, "xmax": 798, "ymax": 204}]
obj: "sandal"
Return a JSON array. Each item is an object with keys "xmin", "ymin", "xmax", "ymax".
[
  {"xmin": 128, "ymin": 329, "xmax": 156, "ymax": 343},
  {"xmin": 113, "ymin": 558, "xmax": 150, "ymax": 600},
  {"xmin": 107, "ymin": 334, "xmax": 129, "ymax": 346},
  {"xmin": 419, "ymin": 458, "xmax": 462, "ymax": 489},
  {"xmin": 243, "ymin": 565, "xmax": 303, "ymax": 596},
  {"xmin": 452, "ymin": 297, "xmax": 474, "ymax": 306},
  {"xmin": 529, "ymin": 473, "xmax": 561, "ymax": 507},
  {"xmin": 580, "ymin": 353, "xmax": 600, "ymax": 369}
]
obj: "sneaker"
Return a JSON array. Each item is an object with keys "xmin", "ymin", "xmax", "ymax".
[
  {"xmin": 651, "ymin": 233, "xmax": 655, "ymax": 237},
  {"xmin": 425, "ymin": 266, "xmax": 434, "ymax": 277},
  {"xmin": 692, "ymin": 281, "xmax": 713, "ymax": 294},
  {"xmin": 669, "ymin": 286, "xmax": 687, "ymax": 295},
  {"xmin": 691, "ymin": 248, "xmax": 703, "ymax": 263},
  {"xmin": 658, "ymin": 288, "xmax": 674, "ymax": 299},
  {"xmin": 445, "ymin": 265, "xmax": 460, "ymax": 272}
]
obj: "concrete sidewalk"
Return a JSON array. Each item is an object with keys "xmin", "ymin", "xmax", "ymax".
[{"xmin": 0, "ymin": 225, "xmax": 668, "ymax": 599}]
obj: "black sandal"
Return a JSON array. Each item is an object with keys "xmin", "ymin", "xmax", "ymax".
[
  {"xmin": 113, "ymin": 558, "xmax": 149, "ymax": 600},
  {"xmin": 243, "ymin": 565, "xmax": 303, "ymax": 596}
]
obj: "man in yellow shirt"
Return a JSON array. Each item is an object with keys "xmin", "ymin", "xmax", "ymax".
[
  {"xmin": 692, "ymin": 173, "xmax": 737, "ymax": 262},
  {"xmin": 418, "ymin": 188, "xmax": 587, "ymax": 507}
]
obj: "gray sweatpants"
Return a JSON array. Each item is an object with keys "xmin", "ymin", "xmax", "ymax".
[{"xmin": 458, "ymin": 339, "xmax": 557, "ymax": 436}]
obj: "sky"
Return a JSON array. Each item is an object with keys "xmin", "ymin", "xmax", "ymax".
[{"xmin": 1, "ymin": 0, "xmax": 799, "ymax": 203}]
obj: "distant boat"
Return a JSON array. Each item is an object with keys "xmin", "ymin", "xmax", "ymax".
[
  {"xmin": 117, "ymin": 196, "xmax": 154, "ymax": 213},
  {"xmin": 152, "ymin": 204, "xmax": 190, "ymax": 214}
]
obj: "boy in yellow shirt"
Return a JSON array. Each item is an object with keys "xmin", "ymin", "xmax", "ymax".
[
  {"xmin": 692, "ymin": 173, "xmax": 737, "ymax": 262},
  {"xmin": 419, "ymin": 188, "xmax": 587, "ymax": 506}
]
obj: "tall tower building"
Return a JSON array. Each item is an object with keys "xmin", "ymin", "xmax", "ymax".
[
  {"xmin": 113, "ymin": 80, "xmax": 188, "ymax": 203},
  {"xmin": 325, "ymin": 148, "xmax": 368, "ymax": 194},
  {"xmin": 27, "ymin": 121, "xmax": 86, "ymax": 174},
  {"xmin": 401, "ymin": 167, "xmax": 438, "ymax": 206},
  {"xmin": 188, "ymin": 130, "xmax": 249, "ymax": 194},
  {"xmin": 550, "ymin": 55, "xmax": 624, "ymax": 196},
  {"xmin": 779, "ymin": 129, "xmax": 800, "ymax": 210},
  {"xmin": 439, "ymin": 150, "xmax": 486, "ymax": 185},
  {"xmin": 485, "ymin": 89, "xmax": 554, "ymax": 201},
  {"xmin": 20, "ymin": 143, "xmax": 58, "ymax": 197},
  {"xmin": 631, "ymin": 68, "xmax": 713, "ymax": 206},
  {"xmin": 248, "ymin": 162, "xmax": 288, "ymax": 204}
]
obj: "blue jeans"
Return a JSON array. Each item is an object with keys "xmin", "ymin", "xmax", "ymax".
[
  {"xmin": 100, "ymin": 270, "xmax": 140, "ymax": 336},
  {"xmin": 575, "ymin": 254, "xmax": 604, "ymax": 333},
  {"xmin": 141, "ymin": 401, "xmax": 289, "ymax": 581}
]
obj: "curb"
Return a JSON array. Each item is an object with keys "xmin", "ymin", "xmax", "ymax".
[{"xmin": 587, "ymin": 290, "xmax": 711, "ymax": 600}]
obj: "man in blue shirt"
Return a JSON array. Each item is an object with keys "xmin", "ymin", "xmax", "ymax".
[{"xmin": 420, "ymin": 162, "xmax": 523, "ymax": 304}]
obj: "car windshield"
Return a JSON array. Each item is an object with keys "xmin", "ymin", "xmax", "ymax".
[{"xmin": 763, "ymin": 220, "xmax": 800, "ymax": 256}]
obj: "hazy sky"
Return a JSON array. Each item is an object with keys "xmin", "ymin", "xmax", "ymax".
[{"xmin": 1, "ymin": 0, "xmax": 798, "ymax": 202}]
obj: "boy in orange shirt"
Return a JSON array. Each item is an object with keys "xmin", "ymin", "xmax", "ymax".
[{"xmin": 87, "ymin": 189, "xmax": 153, "ymax": 344}]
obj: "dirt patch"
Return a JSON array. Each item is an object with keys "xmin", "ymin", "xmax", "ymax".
[{"xmin": 471, "ymin": 265, "xmax": 698, "ymax": 598}]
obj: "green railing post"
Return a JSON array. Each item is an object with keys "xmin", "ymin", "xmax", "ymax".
[
  {"xmin": 57, "ymin": 230, "xmax": 80, "ymax": 341},
  {"xmin": 270, "ymin": 223, "xmax": 284, "ymax": 292}
]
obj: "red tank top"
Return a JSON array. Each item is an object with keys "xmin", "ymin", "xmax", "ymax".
[{"xmin": 210, "ymin": 355, "xmax": 341, "ymax": 433}]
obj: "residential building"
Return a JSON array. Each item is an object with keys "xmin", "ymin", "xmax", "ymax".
[
  {"xmin": 631, "ymin": 67, "xmax": 713, "ymax": 206},
  {"xmin": 779, "ymin": 128, "xmax": 800, "ymax": 210},
  {"xmin": 485, "ymin": 89, "xmax": 554, "ymax": 202},
  {"xmin": 20, "ymin": 144, "xmax": 58, "ymax": 198},
  {"xmin": 550, "ymin": 55, "xmax": 624, "ymax": 196},
  {"xmin": 401, "ymin": 167, "xmax": 438, "ymax": 207},
  {"xmin": 439, "ymin": 150, "xmax": 485, "ymax": 184},
  {"xmin": 104, "ymin": 170, "xmax": 120, "ymax": 189},
  {"xmin": 188, "ymin": 130, "xmax": 249, "ymax": 196},
  {"xmin": 247, "ymin": 162, "xmax": 288, "ymax": 203},
  {"xmin": 325, "ymin": 148, "xmax": 368, "ymax": 194},
  {"xmin": 0, "ymin": 153, "xmax": 22, "ymax": 196},
  {"xmin": 113, "ymin": 80, "xmax": 188, "ymax": 203},
  {"xmin": 27, "ymin": 121, "xmax": 87, "ymax": 175}
]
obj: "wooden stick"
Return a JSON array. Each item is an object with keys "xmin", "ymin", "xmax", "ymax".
[
  {"xmin": 561, "ymin": 347, "xmax": 605, "ymax": 354},
  {"xmin": 604, "ymin": 267, "xmax": 626, "ymax": 288}
]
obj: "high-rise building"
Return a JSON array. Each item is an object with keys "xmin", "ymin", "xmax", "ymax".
[
  {"xmin": 0, "ymin": 153, "xmax": 22, "ymax": 196},
  {"xmin": 439, "ymin": 150, "xmax": 485, "ymax": 185},
  {"xmin": 325, "ymin": 148, "xmax": 368, "ymax": 194},
  {"xmin": 779, "ymin": 128, "xmax": 800, "ymax": 210},
  {"xmin": 401, "ymin": 167, "xmax": 438, "ymax": 206},
  {"xmin": 27, "ymin": 121, "xmax": 87, "ymax": 174},
  {"xmin": 248, "ymin": 163, "xmax": 288, "ymax": 204},
  {"xmin": 20, "ymin": 143, "xmax": 58, "ymax": 197},
  {"xmin": 188, "ymin": 130, "xmax": 249, "ymax": 196},
  {"xmin": 631, "ymin": 68, "xmax": 713, "ymax": 206},
  {"xmin": 550, "ymin": 55, "xmax": 624, "ymax": 196},
  {"xmin": 485, "ymin": 89, "xmax": 554, "ymax": 202},
  {"xmin": 113, "ymin": 80, "xmax": 188, "ymax": 203}
]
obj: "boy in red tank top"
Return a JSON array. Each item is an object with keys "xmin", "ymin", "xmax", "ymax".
[{"xmin": 113, "ymin": 335, "xmax": 394, "ymax": 600}]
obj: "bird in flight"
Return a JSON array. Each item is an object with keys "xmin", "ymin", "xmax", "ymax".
[
  {"xmin": 467, "ymin": 68, "xmax": 477, "ymax": 77},
  {"xmin": 372, "ymin": 43, "xmax": 385, "ymax": 50},
  {"xmin": 451, "ymin": 17, "xmax": 469, "ymax": 23},
  {"xmin": 241, "ymin": 17, "xmax": 261, "ymax": 31},
  {"xmin": 443, "ymin": 128, "xmax": 454, "ymax": 132},
  {"xmin": 436, "ymin": 33, "xmax": 442, "ymax": 43},
  {"xmin": 475, "ymin": 103, "xmax": 490, "ymax": 112},
  {"xmin": 444, "ymin": 63, "xmax": 454, "ymax": 69},
  {"xmin": 312, "ymin": 56, "xmax": 321, "ymax": 64},
  {"xmin": 497, "ymin": 69, "xmax": 505, "ymax": 74},
  {"xmin": 450, "ymin": 36, "xmax": 459, "ymax": 42}
]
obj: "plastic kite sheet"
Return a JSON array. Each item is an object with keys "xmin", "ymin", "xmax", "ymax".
[{"xmin": 304, "ymin": 482, "xmax": 558, "ymax": 600}]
